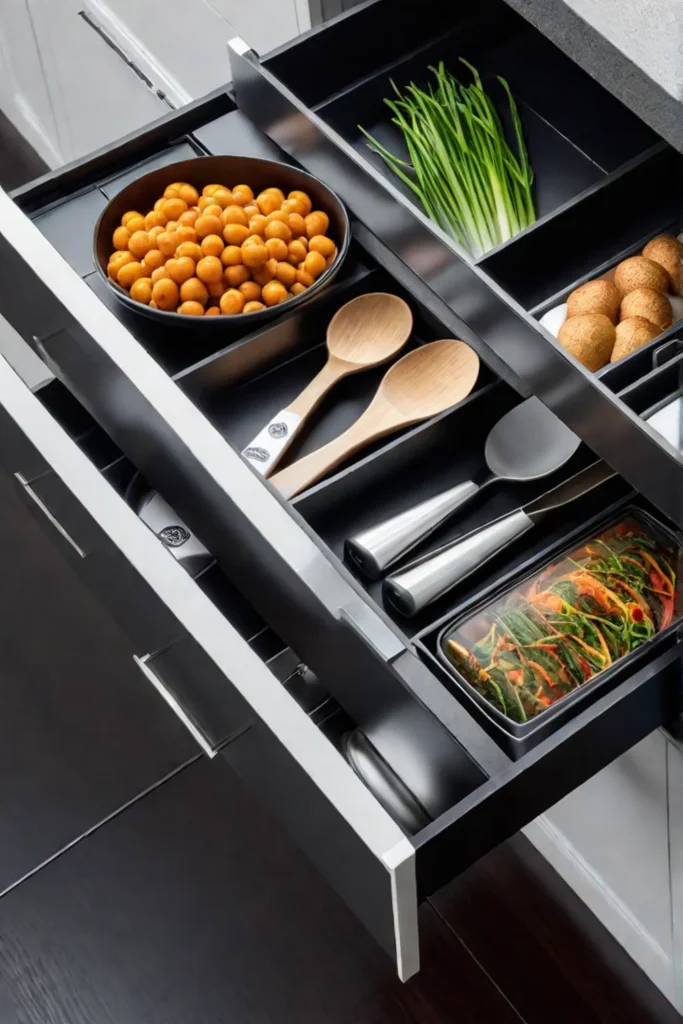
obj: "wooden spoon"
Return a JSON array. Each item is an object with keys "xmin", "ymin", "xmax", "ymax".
[
  {"xmin": 242, "ymin": 292, "xmax": 413, "ymax": 476},
  {"xmin": 271, "ymin": 340, "xmax": 480, "ymax": 499}
]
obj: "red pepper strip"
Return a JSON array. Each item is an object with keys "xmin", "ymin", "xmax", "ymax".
[
  {"xmin": 527, "ymin": 660, "xmax": 559, "ymax": 691},
  {"xmin": 637, "ymin": 551, "xmax": 675, "ymax": 595},
  {"xmin": 659, "ymin": 595, "xmax": 675, "ymax": 629},
  {"xmin": 507, "ymin": 669, "xmax": 525, "ymax": 687}
]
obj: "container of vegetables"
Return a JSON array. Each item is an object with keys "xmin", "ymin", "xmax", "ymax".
[
  {"xmin": 359, "ymin": 60, "xmax": 535, "ymax": 259},
  {"xmin": 437, "ymin": 509, "xmax": 682, "ymax": 755}
]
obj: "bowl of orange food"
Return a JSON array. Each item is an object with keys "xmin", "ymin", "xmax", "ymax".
[{"xmin": 94, "ymin": 155, "xmax": 350, "ymax": 328}]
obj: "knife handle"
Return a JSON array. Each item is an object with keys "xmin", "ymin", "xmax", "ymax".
[{"xmin": 383, "ymin": 509, "xmax": 534, "ymax": 617}]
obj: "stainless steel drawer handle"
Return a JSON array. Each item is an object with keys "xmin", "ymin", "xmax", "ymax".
[
  {"xmin": 14, "ymin": 472, "xmax": 87, "ymax": 558},
  {"xmin": 133, "ymin": 654, "xmax": 216, "ymax": 758}
]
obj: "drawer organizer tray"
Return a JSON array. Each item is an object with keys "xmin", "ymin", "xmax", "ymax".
[{"xmin": 0, "ymin": 58, "xmax": 682, "ymax": 984}]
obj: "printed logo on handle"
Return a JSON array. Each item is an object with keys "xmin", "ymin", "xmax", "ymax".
[
  {"xmin": 268, "ymin": 422, "xmax": 288, "ymax": 439},
  {"xmin": 159, "ymin": 525, "xmax": 191, "ymax": 548},
  {"xmin": 243, "ymin": 446, "xmax": 270, "ymax": 463}
]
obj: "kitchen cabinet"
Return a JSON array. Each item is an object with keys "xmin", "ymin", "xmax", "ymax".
[{"xmin": 2, "ymin": 0, "xmax": 683, "ymax": 1002}]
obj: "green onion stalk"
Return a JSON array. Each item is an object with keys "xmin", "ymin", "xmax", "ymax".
[{"xmin": 360, "ymin": 60, "xmax": 536, "ymax": 257}]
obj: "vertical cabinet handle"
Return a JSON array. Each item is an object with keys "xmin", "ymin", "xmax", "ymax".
[
  {"xmin": 133, "ymin": 654, "xmax": 216, "ymax": 758},
  {"xmin": 15, "ymin": 472, "xmax": 87, "ymax": 558}
]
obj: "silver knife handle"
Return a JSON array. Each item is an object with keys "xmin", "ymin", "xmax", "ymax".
[
  {"xmin": 345, "ymin": 480, "xmax": 481, "ymax": 580},
  {"xmin": 383, "ymin": 509, "xmax": 534, "ymax": 617}
]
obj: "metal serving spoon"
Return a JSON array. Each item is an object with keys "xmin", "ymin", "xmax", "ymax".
[{"xmin": 345, "ymin": 397, "xmax": 581, "ymax": 579}]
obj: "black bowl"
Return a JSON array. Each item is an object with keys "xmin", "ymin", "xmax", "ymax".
[{"xmin": 94, "ymin": 154, "xmax": 350, "ymax": 330}]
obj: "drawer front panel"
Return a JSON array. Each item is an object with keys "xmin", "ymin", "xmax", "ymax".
[
  {"xmin": 0, "ymin": 337, "xmax": 416, "ymax": 977},
  {"xmin": 222, "ymin": 719, "xmax": 417, "ymax": 976}
]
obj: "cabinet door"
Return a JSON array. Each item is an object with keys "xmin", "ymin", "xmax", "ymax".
[
  {"xmin": 26, "ymin": 0, "xmax": 168, "ymax": 163},
  {"xmin": 0, "ymin": 0, "xmax": 60, "ymax": 166}
]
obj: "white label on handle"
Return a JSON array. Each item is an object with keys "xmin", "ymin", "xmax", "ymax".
[{"xmin": 241, "ymin": 409, "xmax": 302, "ymax": 476}]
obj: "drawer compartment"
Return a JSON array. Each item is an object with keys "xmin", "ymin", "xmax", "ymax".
[
  {"xmin": 230, "ymin": 1, "xmax": 683, "ymax": 531},
  {"xmin": 3, "ymin": 84, "xmax": 683, "ymax": 984}
]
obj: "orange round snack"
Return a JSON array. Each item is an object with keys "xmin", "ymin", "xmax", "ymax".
[
  {"xmin": 145, "ymin": 210, "xmax": 167, "ymax": 231},
  {"xmin": 205, "ymin": 306, "xmax": 221, "ymax": 316},
  {"xmin": 288, "ymin": 190, "xmax": 312, "ymax": 216},
  {"xmin": 176, "ymin": 241, "xmax": 203, "ymax": 262},
  {"xmin": 148, "ymin": 225, "xmax": 165, "ymax": 245},
  {"xmin": 175, "ymin": 225, "xmax": 198, "ymax": 245},
  {"xmin": 262, "ymin": 280, "xmax": 289, "ymax": 306},
  {"xmin": 243, "ymin": 301, "xmax": 266, "ymax": 313},
  {"xmin": 180, "ymin": 277, "xmax": 209, "ymax": 305},
  {"xmin": 256, "ymin": 191, "xmax": 281, "ymax": 216},
  {"xmin": 157, "ymin": 231, "xmax": 179, "ymax": 257},
  {"xmin": 287, "ymin": 213, "xmax": 307, "ymax": 238},
  {"xmin": 249, "ymin": 215, "xmax": 268, "ymax": 235},
  {"xmin": 151, "ymin": 266, "xmax": 170, "ymax": 284},
  {"xmin": 142, "ymin": 249, "xmax": 165, "ymax": 273},
  {"xmin": 151, "ymin": 278, "xmax": 179, "ymax": 309},
  {"xmin": 252, "ymin": 259, "xmax": 277, "ymax": 286},
  {"xmin": 207, "ymin": 280, "xmax": 226, "ymax": 298},
  {"xmin": 287, "ymin": 240, "xmax": 307, "ymax": 266},
  {"xmin": 121, "ymin": 210, "xmax": 142, "ymax": 227},
  {"xmin": 290, "ymin": 282, "xmax": 307, "ymax": 296},
  {"xmin": 178, "ymin": 209, "xmax": 199, "ymax": 228},
  {"xmin": 178, "ymin": 301, "xmax": 205, "ymax": 316},
  {"xmin": 305, "ymin": 211, "xmax": 329, "ymax": 238},
  {"xmin": 195, "ymin": 214, "xmax": 223, "ymax": 238},
  {"xmin": 242, "ymin": 243, "xmax": 269, "ymax": 269},
  {"xmin": 178, "ymin": 185, "xmax": 199, "ymax": 207},
  {"xmin": 224, "ymin": 265, "xmax": 251, "ymax": 288},
  {"xmin": 166, "ymin": 256, "xmax": 196, "ymax": 285},
  {"xmin": 275, "ymin": 261, "xmax": 296, "ymax": 288},
  {"xmin": 162, "ymin": 198, "xmax": 189, "ymax": 221},
  {"xmin": 223, "ymin": 224, "xmax": 250, "ymax": 247},
  {"xmin": 126, "ymin": 215, "xmax": 146, "ymax": 234},
  {"xmin": 117, "ymin": 261, "xmax": 145, "ymax": 289},
  {"xmin": 296, "ymin": 268, "xmax": 314, "ymax": 288},
  {"xmin": 308, "ymin": 235, "xmax": 336, "ymax": 258},
  {"xmin": 304, "ymin": 251, "xmax": 326, "ymax": 279},
  {"xmin": 220, "ymin": 289, "xmax": 246, "ymax": 315},
  {"xmin": 243, "ymin": 204, "xmax": 259, "ymax": 220},
  {"xmin": 221, "ymin": 245, "xmax": 243, "ymax": 267},
  {"xmin": 112, "ymin": 226, "xmax": 131, "ymax": 250},
  {"xmin": 201, "ymin": 234, "xmax": 225, "ymax": 258},
  {"xmin": 222, "ymin": 205, "xmax": 248, "ymax": 227},
  {"xmin": 212, "ymin": 188, "xmax": 234, "ymax": 209},
  {"xmin": 265, "ymin": 220, "xmax": 292, "ymax": 243},
  {"xmin": 232, "ymin": 185, "xmax": 254, "ymax": 206},
  {"xmin": 108, "ymin": 250, "xmax": 135, "ymax": 279},
  {"xmin": 265, "ymin": 238, "xmax": 288, "ymax": 261},
  {"xmin": 239, "ymin": 281, "xmax": 261, "ymax": 302},
  {"xmin": 130, "ymin": 277, "xmax": 153, "ymax": 304},
  {"xmin": 196, "ymin": 256, "xmax": 224, "ymax": 284}
]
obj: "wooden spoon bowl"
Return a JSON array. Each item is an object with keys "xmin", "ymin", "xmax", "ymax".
[{"xmin": 271, "ymin": 340, "xmax": 480, "ymax": 499}]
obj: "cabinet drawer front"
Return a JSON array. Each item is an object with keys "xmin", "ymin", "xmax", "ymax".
[
  {"xmin": 227, "ymin": 7, "xmax": 683, "ymax": 533},
  {"xmin": 0, "ymin": 344, "xmax": 416, "ymax": 973}
]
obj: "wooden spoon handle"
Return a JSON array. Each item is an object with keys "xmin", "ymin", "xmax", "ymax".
[
  {"xmin": 242, "ymin": 359, "xmax": 346, "ymax": 477},
  {"xmin": 270, "ymin": 404, "xmax": 402, "ymax": 499}
]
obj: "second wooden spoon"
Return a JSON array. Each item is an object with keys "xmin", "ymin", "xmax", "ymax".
[
  {"xmin": 242, "ymin": 292, "xmax": 412, "ymax": 476},
  {"xmin": 270, "ymin": 340, "xmax": 480, "ymax": 499}
]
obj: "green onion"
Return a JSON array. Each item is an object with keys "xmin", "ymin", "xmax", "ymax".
[{"xmin": 359, "ymin": 60, "xmax": 536, "ymax": 258}]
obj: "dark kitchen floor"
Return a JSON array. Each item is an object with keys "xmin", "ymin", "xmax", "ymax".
[{"xmin": 0, "ymin": 113, "xmax": 680, "ymax": 1024}]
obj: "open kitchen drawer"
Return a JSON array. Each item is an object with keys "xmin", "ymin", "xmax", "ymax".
[
  {"xmin": 228, "ymin": 0, "xmax": 683, "ymax": 529},
  {"xmin": 1, "ymin": 82, "xmax": 683, "ymax": 984}
]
